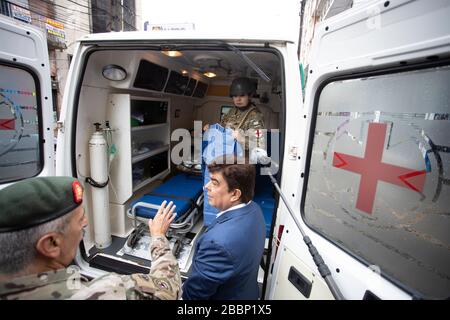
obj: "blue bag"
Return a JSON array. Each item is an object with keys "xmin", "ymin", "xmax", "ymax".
[{"xmin": 202, "ymin": 124, "xmax": 243, "ymax": 226}]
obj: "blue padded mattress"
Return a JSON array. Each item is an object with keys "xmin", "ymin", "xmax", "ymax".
[
  {"xmin": 131, "ymin": 173, "xmax": 204, "ymax": 221},
  {"xmin": 253, "ymin": 195, "xmax": 275, "ymax": 237},
  {"xmin": 253, "ymin": 172, "xmax": 275, "ymax": 237}
]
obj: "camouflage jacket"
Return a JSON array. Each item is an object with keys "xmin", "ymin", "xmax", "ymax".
[
  {"xmin": 221, "ymin": 105, "xmax": 266, "ymax": 151},
  {"xmin": 0, "ymin": 236, "xmax": 181, "ymax": 300}
]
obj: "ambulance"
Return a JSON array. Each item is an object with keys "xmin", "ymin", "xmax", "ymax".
[{"xmin": 0, "ymin": 0, "xmax": 449, "ymax": 300}]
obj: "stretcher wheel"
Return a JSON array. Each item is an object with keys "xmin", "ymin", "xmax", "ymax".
[
  {"xmin": 127, "ymin": 223, "xmax": 146, "ymax": 248},
  {"xmin": 172, "ymin": 239, "xmax": 182, "ymax": 258}
]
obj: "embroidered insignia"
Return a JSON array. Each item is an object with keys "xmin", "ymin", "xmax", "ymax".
[{"xmin": 154, "ymin": 279, "xmax": 169, "ymax": 290}]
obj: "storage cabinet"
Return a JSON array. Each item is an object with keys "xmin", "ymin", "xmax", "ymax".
[{"xmin": 107, "ymin": 94, "xmax": 170, "ymax": 205}]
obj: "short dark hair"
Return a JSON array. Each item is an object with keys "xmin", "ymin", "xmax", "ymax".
[{"xmin": 207, "ymin": 156, "xmax": 256, "ymax": 203}]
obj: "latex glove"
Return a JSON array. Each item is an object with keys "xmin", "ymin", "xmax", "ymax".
[{"xmin": 250, "ymin": 147, "xmax": 270, "ymax": 165}]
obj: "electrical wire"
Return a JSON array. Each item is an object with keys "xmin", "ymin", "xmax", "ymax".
[
  {"xmin": 6, "ymin": 2, "xmax": 90, "ymax": 32},
  {"xmin": 66, "ymin": 0, "xmax": 137, "ymax": 19},
  {"xmin": 39, "ymin": 0, "xmax": 91, "ymax": 15},
  {"xmin": 4, "ymin": 0, "xmax": 138, "ymax": 32},
  {"xmin": 14, "ymin": 0, "xmax": 91, "ymax": 24},
  {"xmin": 6, "ymin": 0, "xmax": 91, "ymax": 33},
  {"xmin": 27, "ymin": 1, "xmax": 93, "ymax": 31}
]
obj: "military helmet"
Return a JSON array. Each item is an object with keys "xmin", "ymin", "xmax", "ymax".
[{"xmin": 229, "ymin": 77, "xmax": 257, "ymax": 97}]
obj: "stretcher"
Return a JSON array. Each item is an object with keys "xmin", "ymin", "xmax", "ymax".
[{"xmin": 126, "ymin": 173, "xmax": 204, "ymax": 248}]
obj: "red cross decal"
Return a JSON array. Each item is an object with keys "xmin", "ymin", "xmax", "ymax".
[
  {"xmin": 0, "ymin": 118, "xmax": 15, "ymax": 130},
  {"xmin": 332, "ymin": 122, "xmax": 427, "ymax": 214},
  {"xmin": 255, "ymin": 129, "xmax": 263, "ymax": 138}
]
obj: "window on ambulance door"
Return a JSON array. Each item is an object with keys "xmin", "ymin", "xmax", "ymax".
[
  {"xmin": 0, "ymin": 63, "xmax": 43, "ymax": 184},
  {"xmin": 303, "ymin": 64, "xmax": 450, "ymax": 299}
]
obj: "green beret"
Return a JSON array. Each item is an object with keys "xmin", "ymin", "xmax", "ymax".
[{"xmin": 0, "ymin": 176, "xmax": 83, "ymax": 232}]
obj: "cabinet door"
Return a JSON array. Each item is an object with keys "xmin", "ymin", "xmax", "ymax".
[
  {"xmin": 107, "ymin": 93, "xmax": 132, "ymax": 204},
  {"xmin": 130, "ymin": 98, "xmax": 170, "ymax": 191}
]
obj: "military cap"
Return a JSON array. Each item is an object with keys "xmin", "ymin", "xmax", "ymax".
[{"xmin": 0, "ymin": 176, "xmax": 83, "ymax": 232}]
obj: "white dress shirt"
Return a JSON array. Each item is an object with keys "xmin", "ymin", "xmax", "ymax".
[{"xmin": 216, "ymin": 201, "xmax": 252, "ymax": 219}]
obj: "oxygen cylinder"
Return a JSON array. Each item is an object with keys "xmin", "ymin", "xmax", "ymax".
[{"xmin": 89, "ymin": 123, "xmax": 112, "ymax": 248}]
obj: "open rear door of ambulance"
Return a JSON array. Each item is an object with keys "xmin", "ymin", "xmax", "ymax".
[
  {"xmin": 0, "ymin": 15, "xmax": 55, "ymax": 189},
  {"xmin": 267, "ymin": 0, "xmax": 450, "ymax": 300}
]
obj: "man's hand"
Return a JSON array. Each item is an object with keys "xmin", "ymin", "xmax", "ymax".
[{"xmin": 148, "ymin": 201, "xmax": 177, "ymax": 237}]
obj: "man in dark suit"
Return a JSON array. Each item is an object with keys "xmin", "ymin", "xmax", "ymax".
[{"xmin": 182, "ymin": 156, "xmax": 266, "ymax": 300}]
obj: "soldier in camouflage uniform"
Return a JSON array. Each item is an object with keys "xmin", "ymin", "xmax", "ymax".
[
  {"xmin": 204, "ymin": 77, "xmax": 266, "ymax": 156},
  {"xmin": 0, "ymin": 176, "xmax": 181, "ymax": 300}
]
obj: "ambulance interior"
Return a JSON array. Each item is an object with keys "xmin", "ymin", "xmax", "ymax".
[{"xmin": 72, "ymin": 44, "xmax": 284, "ymax": 289}]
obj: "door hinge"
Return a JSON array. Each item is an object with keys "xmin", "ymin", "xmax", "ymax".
[
  {"xmin": 56, "ymin": 121, "xmax": 64, "ymax": 133},
  {"xmin": 288, "ymin": 146, "xmax": 299, "ymax": 160}
]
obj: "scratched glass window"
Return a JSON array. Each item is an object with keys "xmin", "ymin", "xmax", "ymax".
[
  {"xmin": 0, "ymin": 64, "xmax": 42, "ymax": 183},
  {"xmin": 303, "ymin": 65, "xmax": 450, "ymax": 299}
]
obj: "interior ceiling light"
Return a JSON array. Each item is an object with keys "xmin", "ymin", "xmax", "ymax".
[
  {"xmin": 102, "ymin": 64, "xmax": 127, "ymax": 81},
  {"xmin": 203, "ymin": 72, "xmax": 216, "ymax": 78},
  {"xmin": 181, "ymin": 69, "xmax": 189, "ymax": 75},
  {"xmin": 161, "ymin": 50, "xmax": 183, "ymax": 57}
]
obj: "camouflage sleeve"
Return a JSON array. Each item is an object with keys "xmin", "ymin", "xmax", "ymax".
[
  {"xmin": 220, "ymin": 107, "xmax": 234, "ymax": 127},
  {"xmin": 68, "ymin": 236, "xmax": 181, "ymax": 300},
  {"xmin": 240, "ymin": 109, "xmax": 266, "ymax": 151},
  {"xmin": 147, "ymin": 235, "xmax": 181, "ymax": 299},
  {"xmin": 220, "ymin": 114, "xmax": 227, "ymax": 127},
  {"xmin": 128, "ymin": 235, "xmax": 181, "ymax": 300}
]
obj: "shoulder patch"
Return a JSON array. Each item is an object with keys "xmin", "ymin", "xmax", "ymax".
[{"xmin": 153, "ymin": 279, "xmax": 170, "ymax": 291}]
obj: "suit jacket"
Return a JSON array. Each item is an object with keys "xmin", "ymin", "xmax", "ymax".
[{"xmin": 182, "ymin": 201, "xmax": 266, "ymax": 300}]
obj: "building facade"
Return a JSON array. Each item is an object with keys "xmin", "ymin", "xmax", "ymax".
[
  {"xmin": 298, "ymin": 0, "xmax": 375, "ymax": 88},
  {"xmin": 0, "ymin": 0, "xmax": 140, "ymax": 118}
]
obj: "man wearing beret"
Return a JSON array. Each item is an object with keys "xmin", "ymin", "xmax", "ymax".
[{"xmin": 0, "ymin": 176, "xmax": 181, "ymax": 300}]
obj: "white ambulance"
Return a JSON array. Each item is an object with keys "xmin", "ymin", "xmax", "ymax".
[{"xmin": 0, "ymin": 0, "xmax": 449, "ymax": 299}]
